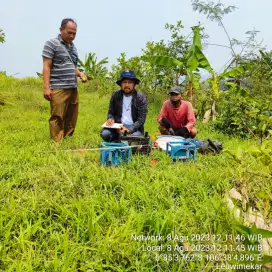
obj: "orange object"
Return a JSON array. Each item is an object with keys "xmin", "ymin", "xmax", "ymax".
[{"xmin": 151, "ymin": 159, "xmax": 158, "ymax": 166}]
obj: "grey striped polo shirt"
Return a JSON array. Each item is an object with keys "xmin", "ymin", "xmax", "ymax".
[{"xmin": 42, "ymin": 35, "xmax": 78, "ymax": 90}]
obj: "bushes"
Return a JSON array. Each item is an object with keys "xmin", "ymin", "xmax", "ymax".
[
  {"xmin": 78, "ymin": 77, "xmax": 115, "ymax": 96},
  {"xmin": 213, "ymin": 86, "xmax": 272, "ymax": 140}
]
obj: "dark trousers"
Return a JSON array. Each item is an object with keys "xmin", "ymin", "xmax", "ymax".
[
  {"xmin": 100, "ymin": 125, "xmax": 142, "ymax": 142},
  {"xmin": 159, "ymin": 118, "xmax": 192, "ymax": 138}
]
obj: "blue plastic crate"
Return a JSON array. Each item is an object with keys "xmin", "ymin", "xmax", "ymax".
[
  {"xmin": 166, "ymin": 141, "xmax": 196, "ymax": 162},
  {"xmin": 100, "ymin": 142, "xmax": 132, "ymax": 166}
]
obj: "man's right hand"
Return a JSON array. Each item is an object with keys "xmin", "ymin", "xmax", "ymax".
[
  {"xmin": 44, "ymin": 89, "xmax": 52, "ymax": 101},
  {"xmin": 106, "ymin": 119, "xmax": 114, "ymax": 126}
]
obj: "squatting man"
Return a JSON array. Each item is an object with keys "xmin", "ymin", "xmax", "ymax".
[
  {"xmin": 100, "ymin": 71, "xmax": 197, "ymax": 141},
  {"xmin": 100, "ymin": 70, "xmax": 148, "ymax": 142}
]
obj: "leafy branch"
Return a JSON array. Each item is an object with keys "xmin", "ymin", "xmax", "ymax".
[
  {"xmin": 191, "ymin": 0, "xmax": 237, "ymax": 59},
  {"xmin": 0, "ymin": 29, "xmax": 5, "ymax": 44}
]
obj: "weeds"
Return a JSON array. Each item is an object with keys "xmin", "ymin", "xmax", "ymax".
[{"xmin": 0, "ymin": 78, "xmax": 271, "ymax": 271}]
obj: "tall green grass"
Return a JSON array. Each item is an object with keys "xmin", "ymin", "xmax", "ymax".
[{"xmin": 0, "ymin": 77, "xmax": 270, "ymax": 271}]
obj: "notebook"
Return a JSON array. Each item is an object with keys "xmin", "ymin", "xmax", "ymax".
[{"xmin": 101, "ymin": 122, "xmax": 123, "ymax": 129}]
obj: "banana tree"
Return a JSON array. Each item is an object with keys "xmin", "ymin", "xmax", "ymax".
[
  {"xmin": 142, "ymin": 26, "xmax": 219, "ymax": 120},
  {"xmin": 78, "ymin": 53, "xmax": 108, "ymax": 80},
  {"xmin": 142, "ymin": 26, "xmax": 218, "ymax": 98},
  {"xmin": 220, "ymin": 63, "xmax": 252, "ymax": 88},
  {"xmin": 186, "ymin": 26, "xmax": 218, "ymax": 100}
]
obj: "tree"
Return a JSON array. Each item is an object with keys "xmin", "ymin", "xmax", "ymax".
[
  {"xmin": 109, "ymin": 51, "xmax": 174, "ymax": 101},
  {"xmin": 143, "ymin": 26, "xmax": 218, "ymax": 100},
  {"xmin": 109, "ymin": 21, "xmax": 194, "ymax": 101},
  {"xmin": 210, "ymin": 49, "xmax": 272, "ymax": 140},
  {"xmin": 110, "ymin": 40, "xmax": 178, "ymax": 101},
  {"xmin": 191, "ymin": 0, "xmax": 263, "ymax": 71},
  {"xmin": 0, "ymin": 29, "xmax": 5, "ymax": 43},
  {"xmin": 191, "ymin": 0, "xmax": 236, "ymax": 56}
]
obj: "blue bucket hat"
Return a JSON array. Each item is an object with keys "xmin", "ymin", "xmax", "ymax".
[{"xmin": 116, "ymin": 70, "xmax": 140, "ymax": 86}]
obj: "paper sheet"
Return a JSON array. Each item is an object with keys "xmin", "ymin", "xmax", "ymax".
[{"xmin": 101, "ymin": 122, "xmax": 123, "ymax": 129}]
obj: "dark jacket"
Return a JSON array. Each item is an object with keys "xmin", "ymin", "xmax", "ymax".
[{"xmin": 107, "ymin": 90, "xmax": 148, "ymax": 133}]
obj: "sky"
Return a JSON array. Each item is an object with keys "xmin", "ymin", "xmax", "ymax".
[{"xmin": 0, "ymin": 0, "xmax": 272, "ymax": 78}]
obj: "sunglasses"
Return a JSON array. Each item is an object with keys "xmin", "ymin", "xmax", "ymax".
[{"xmin": 169, "ymin": 92, "xmax": 180, "ymax": 96}]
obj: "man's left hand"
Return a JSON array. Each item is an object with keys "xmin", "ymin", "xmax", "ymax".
[
  {"xmin": 176, "ymin": 127, "xmax": 190, "ymax": 138},
  {"xmin": 117, "ymin": 126, "xmax": 131, "ymax": 135},
  {"xmin": 122, "ymin": 127, "xmax": 131, "ymax": 134}
]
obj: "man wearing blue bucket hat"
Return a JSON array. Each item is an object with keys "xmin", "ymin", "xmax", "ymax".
[{"xmin": 100, "ymin": 70, "xmax": 148, "ymax": 142}]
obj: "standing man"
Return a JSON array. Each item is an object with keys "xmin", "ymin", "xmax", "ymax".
[
  {"xmin": 100, "ymin": 70, "xmax": 148, "ymax": 142},
  {"xmin": 157, "ymin": 86, "xmax": 197, "ymax": 138},
  {"xmin": 42, "ymin": 18, "xmax": 87, "ymax": 142}
]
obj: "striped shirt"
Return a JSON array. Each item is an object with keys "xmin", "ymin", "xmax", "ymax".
[{"xmin": 42, "ymin": 35, "xmax": 78, "ymax": 89}]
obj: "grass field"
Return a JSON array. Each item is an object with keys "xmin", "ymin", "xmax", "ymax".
[{"xmin": 0, "ymin": 77, "xmax": 271, "ymax": 271}]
